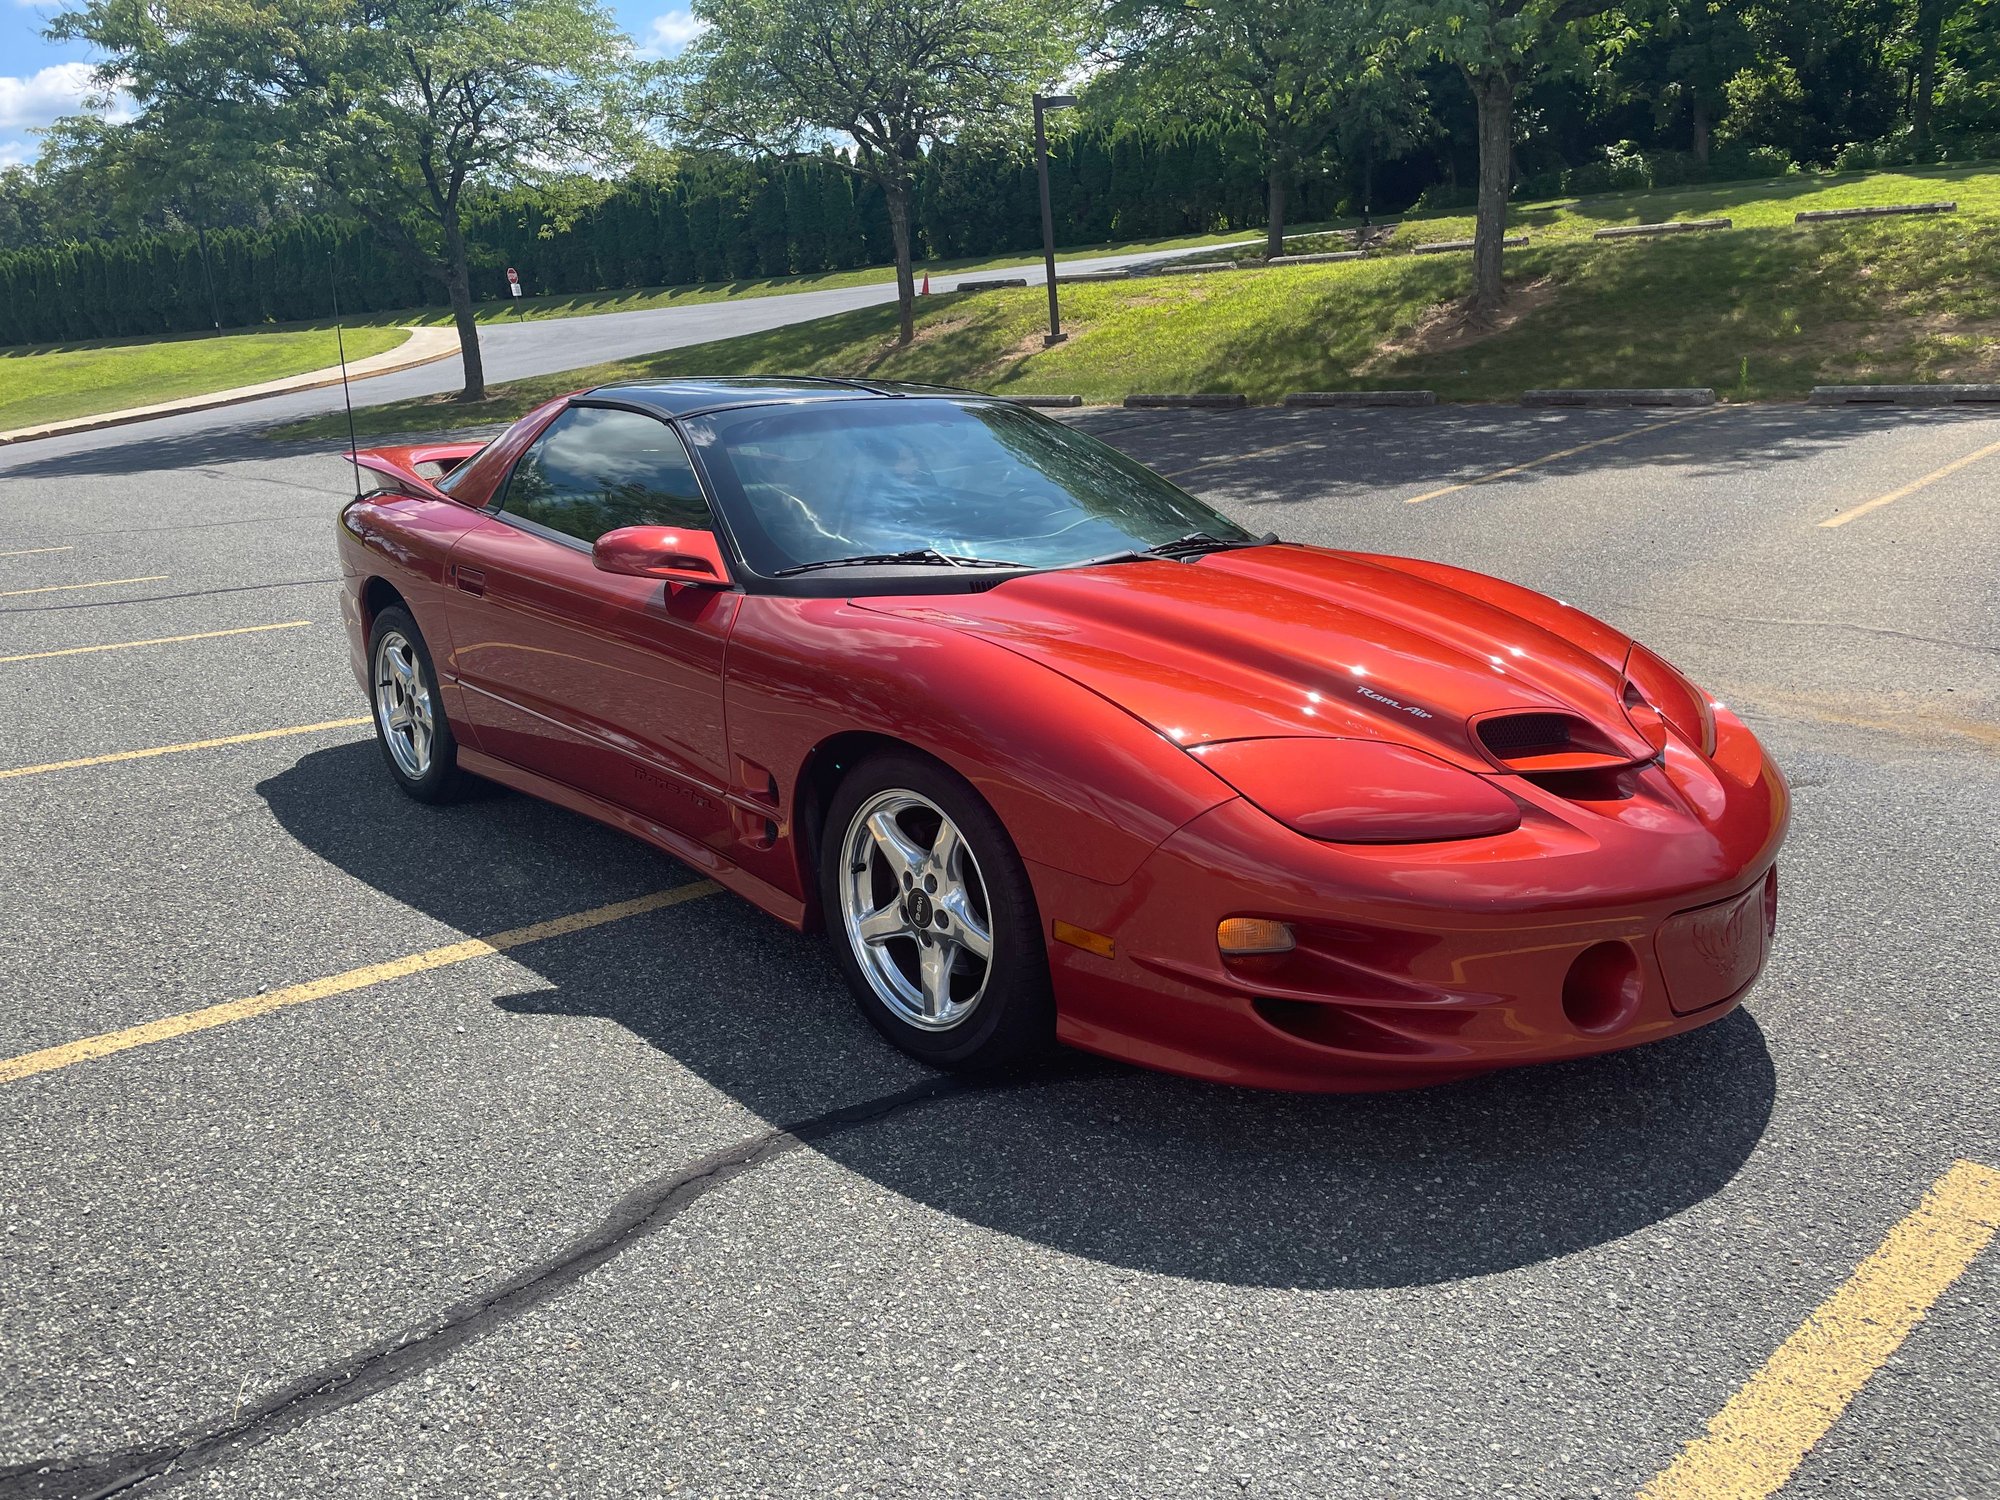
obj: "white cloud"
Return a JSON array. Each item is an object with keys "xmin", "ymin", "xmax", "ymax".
[
  {"xmin": 0, "ymin": 137, "xmax": 29, "ymax": 168},
  {"xmin": 0, "ymin": 61, "xmax": 133, "ymax": 131},
  {"xmin": 638, "ymin": 7, "xmax": 704, "ymax": 58}
]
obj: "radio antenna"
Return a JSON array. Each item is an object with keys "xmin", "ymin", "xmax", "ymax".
[{"xmin": 329, "ymin": 252, "xmax": 361, "ymax": 501}]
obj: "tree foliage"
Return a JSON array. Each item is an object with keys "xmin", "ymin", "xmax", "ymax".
[
  {"xmin": 669, "ymin": 0, "xmax": 1088, "ymax": 342},
  {"xmin": 50, "ymin": 0, "xmax": 647, "ymax": 396}
]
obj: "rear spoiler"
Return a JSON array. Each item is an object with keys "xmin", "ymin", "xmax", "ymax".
[{"xmin": 348, "ymin": 442, "xmax": 486, "ymax": 503}]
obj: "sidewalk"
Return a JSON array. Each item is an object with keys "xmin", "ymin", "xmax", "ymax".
[{"xmin": 0, "ymin": 326, "xmax": 461, "ymax": 446}]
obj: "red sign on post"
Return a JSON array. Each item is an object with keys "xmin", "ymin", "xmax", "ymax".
[{"xmin": 506, "ymin": 266, "xmax": 522, "ymax": 299}]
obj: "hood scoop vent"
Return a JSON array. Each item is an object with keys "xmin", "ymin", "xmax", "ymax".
[{"xmin": 1475, "ymin": 711, "xmax": 1643, "ymax": 774}]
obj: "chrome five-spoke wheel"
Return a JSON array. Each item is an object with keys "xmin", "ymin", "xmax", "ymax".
[
  {"xmin": 839, "ymin": 788, "xmax": 995, "ymax": 1030},
  {"xmin": 373, "ymin": 627, "xmax": 437, "ymax": 781}
]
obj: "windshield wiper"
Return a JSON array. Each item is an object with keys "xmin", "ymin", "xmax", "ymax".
[
  {"xmin": 771, "ymin": 547, "xmax": 1027, "ymax": 577},
  {"xmin": 1073, "ymin": 530, "xmax": 1278, "ymax": 568}
]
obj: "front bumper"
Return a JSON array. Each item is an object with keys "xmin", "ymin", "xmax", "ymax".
[{"xmin": 1035, "ymin": 710, "xmax": 1789, "ymax": 1092}]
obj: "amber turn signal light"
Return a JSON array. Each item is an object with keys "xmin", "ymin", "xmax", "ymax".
[{"xmin": 1217, "ymin": 918, "xmax": 1296, "ymax": 956}]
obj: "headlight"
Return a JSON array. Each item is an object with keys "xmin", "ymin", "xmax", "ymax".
[
  {"xmin": 1191, "ymin": 737, "xmax": 1522, "ymax": 843},
  {"xmin": 1624, "ymin": 643, "xmax": 1717, "ymax": 756}
]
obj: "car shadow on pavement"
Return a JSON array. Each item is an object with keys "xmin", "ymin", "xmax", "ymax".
[{"xmin": 260, "ymin": 741, "xmax": 1776, "ymax": 1295}]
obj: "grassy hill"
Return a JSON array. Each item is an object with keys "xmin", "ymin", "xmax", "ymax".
[{"xmin": 270, "ymin": 165, "xmax": 2000, "ymax": 441}]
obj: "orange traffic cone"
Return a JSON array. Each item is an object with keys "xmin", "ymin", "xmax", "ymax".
[{"xmin": 921, "ymin": 273, "xmax": 930, "ymax": 295}]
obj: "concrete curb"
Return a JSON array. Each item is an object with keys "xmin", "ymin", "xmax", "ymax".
[
  {"xmin": 1124, "ymin": 394, "xmax": 1249, "ymax": 410},
  {"xmin": 1810, "ymin": 383, "xmax": 2000, "ymax": 404},
  {"xmin": 1149, "ymin": 261, "xmax": 1240, "ymax": 275},
  {"xmin": 1413, "ymin": 236, "xmax": 1529, "ymax": 254},
  {"xmin": 1797, "ymin": 202, "xmax": 1955, "ymax": 222},
  {"xmin": 1001, "ymin": 395, "xmax": 1084, "ymax": 407},
  {"xmin": 952, "ymin": 278, "xmax": 1029, "ymax": 291},
  {"xmin": 1522, "ymin": 388, "xmax": 1716, "ymax": 408},
  {"xmin": 1054, "ymin": 271, "xmax": 1130, "ymax": 284},
  {"xmin": 1594, "ymin": 218, "xmax": 1731, "ymax": 239},
  {"xmin": 0, "ymin": 326, "xmax": 460, "ymax": 446},
  {"xmin": 1284, "ymin": 391, "xmax": 1437, "ymax": 408},
  {"xmin": 1267, "ymin": 251, "xmax": 1368, "ymax": 265}
]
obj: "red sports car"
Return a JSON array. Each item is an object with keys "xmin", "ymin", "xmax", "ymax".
[{"xmin": 338, "ymin": 377, "xmax": 1786, "ymax": 1090}]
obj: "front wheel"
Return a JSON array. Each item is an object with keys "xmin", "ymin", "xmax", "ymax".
[
  {"xmin": 821, "ymin": 752, "xmax": 1054, "ymax": 1070},
  {"xmin": 369, "ymin": 605, "xmax": 464, "ymax": 803}
]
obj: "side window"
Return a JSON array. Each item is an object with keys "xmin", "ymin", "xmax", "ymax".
[{"xmin": 501, "ymin": 406, "xmax": 714, "ymax": 543}]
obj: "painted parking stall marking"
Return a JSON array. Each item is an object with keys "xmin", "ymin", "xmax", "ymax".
[
  {"xmin": 1821, "ymin": 432, "xmax": 2000, "ymax": 528},
  {"xmin": 0, "ymin": 881, "xmax": 721, "ymax": 1085},
  {"xmin": 0, "ymin": 574, "xmax": 169, "ymax": 598},
  {"xmin": 1405, "ymin": 409, "xmax": 1717, "ymax": 504},
  {"xmin": 1640, "ymin": 1158, "xmax": 2000, "ymax": 1500},
  {"xmin": 0, "ymin": 620, "xmax": 313, "ymax": 665},
  {"xmin": 0, "ymin": 716, "xmax": 370, "ymax": 781},
  {"xmin": 0, "ymin": 545, "xmax": 75, "ymax": 558}
]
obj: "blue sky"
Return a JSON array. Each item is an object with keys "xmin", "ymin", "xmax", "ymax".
[{"xmin": 0, "ymin": 1, "xmax": 701, "ymax": 172}]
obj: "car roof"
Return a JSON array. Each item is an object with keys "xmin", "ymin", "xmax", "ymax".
[{"xmin": 582, "ymin": 376, "xmax": 982, "ymax": 419}]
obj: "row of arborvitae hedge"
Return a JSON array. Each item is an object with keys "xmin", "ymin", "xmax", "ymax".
[{"xmin": 0, "ymin": 122, "xmax": 1354, "ymax": 347}]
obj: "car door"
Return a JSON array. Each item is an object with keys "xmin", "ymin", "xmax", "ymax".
[{"xmin": 441, "ymin": 402, "xmax": 741, "ymax": 848}]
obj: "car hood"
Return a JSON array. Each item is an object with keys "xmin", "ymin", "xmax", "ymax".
[{"xmin": 856, "ymin": 544, "xmax": 1649, "ymax": 773}]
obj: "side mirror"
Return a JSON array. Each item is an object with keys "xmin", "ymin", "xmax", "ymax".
[{"xmin": 592, "ymin": 526, "xmax": 731, "ymax": 587}]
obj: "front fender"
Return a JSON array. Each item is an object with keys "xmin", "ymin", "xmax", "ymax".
[{"xmin": 724, "ymin": 595, "xmax": 1235, "ymax": 891}]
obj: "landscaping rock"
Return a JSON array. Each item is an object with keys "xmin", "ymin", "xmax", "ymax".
[
  {"xmin": 953, "ymin": 277, "xmax": 1029, "ymax": 290},
  {"xmin": 1284, "ymin": 391, "xmax": 1437, "ymax": 407},
  {"xmin": 1124, "ymin": 393, "xmax": 1250, "ymax": 409},
  {"xmin": 1266, "ymin": 251, "xmax": 1368, "ymax": 264},
  {"xmin": 1593, "ymin": 218, "xmax": 1732, "ymax": 238},
  {"xmin": 1522, "ymin": 388, "xmax": 1717, "ymax": 407},
  {"xmin": 1151, "ymin": 261, "xmax": 1241, "ymax": 274},
  {"xmin": 1413, "ymin": 236, "xmax": 1528, "ymax": 253},
  {"xmin": 1795, "ymin": 202, "xmax": 1956, "ymax": 221},
  {"xmin": 1055, "ymin": 271, "xmax": 1129, "ymax": 283}
]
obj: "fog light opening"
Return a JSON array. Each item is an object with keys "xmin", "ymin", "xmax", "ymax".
[
  {"xmin": 1218, "ymin": 917, "xmax": 1296, "ymax": 957},
  {"xmin": 1562, "ymin": 941, "xmax": 1643, "ymax": 1035}
]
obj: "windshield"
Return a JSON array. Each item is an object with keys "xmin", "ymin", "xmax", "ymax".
[{"xmin": 681, "ymin": 399, "xmax": 1252, "ymax": 575}]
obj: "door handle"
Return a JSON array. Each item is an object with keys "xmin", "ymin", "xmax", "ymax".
[{"xmin": 453, "ymin": 566, "xmax": 486, "ymax": 597}]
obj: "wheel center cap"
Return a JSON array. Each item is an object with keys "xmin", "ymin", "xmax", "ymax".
[{"xmin": 907, "ymin": 890, "xmax": 935, "ymax": 927}]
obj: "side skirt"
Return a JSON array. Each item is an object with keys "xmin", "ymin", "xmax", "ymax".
[{"xmin": 455, "ymin": 746, "xmax": 808, "ymax": 931}]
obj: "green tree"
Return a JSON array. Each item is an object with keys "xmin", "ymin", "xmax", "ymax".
[
  {"xmin": 669, "ymin": 0, "xmax": 1086, "ymax": 343},
  {"xmin": 52, "ymin": 0, "xmax": 648, "ymax": 399},
  {"xmin": 1401, "ymin": 0, "xmax": 1620, "ymax": 320},
  {"xmin": 1107, "ymin": 0, "xmax": 1388, "ymax": 255}
]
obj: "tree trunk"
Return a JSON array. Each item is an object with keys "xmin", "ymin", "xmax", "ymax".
[
  {"xmin": 1360, "ymin": 151, "xmax": 1374, "ymax": 226},
  {"xmin": 1913, "ymin": 0, "xmax": 1946, "ymax": 153},
  {"xmin": 1468, "ymin": 68, "xmax": 1516, "ymax": 325},
  {"xmin": 441, "ymin": 208, "xmax": 486, "ymax": 401},
  {"xmin": 1265, "ymin": 160, "xmax": 1286, "ymax": 258},
  {"xmin": 885, "ymin": 180, "xmax": 915, "ymax": 345},
  {"xmin": 1691, "ymin": 97, "xmax": 1712, "ymax": 172}
]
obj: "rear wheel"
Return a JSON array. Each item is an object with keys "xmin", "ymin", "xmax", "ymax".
[
  {"xmin": 821, "ymin": 752, "xmax": 1053, "ymax": 1070},
  {"xmin": 369, "ymin": 605, "xmax": 464, "ymax": 803}
]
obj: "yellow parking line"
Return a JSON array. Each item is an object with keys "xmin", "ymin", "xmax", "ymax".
[
  {"xmin": 0, "ymin": 882, "xmax": 722, "ymax": 1085},
  {"xmin": 0, "ymin": 620, "xmax": 312, "ymax": 664},
  {"xmin": 1820, "ymin": 435, "xmax": 2000, "ymax": 529},
  {"xmin": 0, "ymin": 574, "xmax": 168, "ymax": 598},
  {"xmin": 0, "ymin": 717, "xmax": 370, "ymax": 781},
  {"xmin": 0, "ymin": 545, "xmax": 74, "ymax": 558},
  {"xmin": 1639, "ymin": 1158, "xmax": 2000, "ymax": 1500},
  {"xmin": 1162, "ymin": 437, "xmax": 1320, "ymax": 480},
  {"xmin": 1406, "ymin": 409, "xmax": 1716, "ymax": 504}
]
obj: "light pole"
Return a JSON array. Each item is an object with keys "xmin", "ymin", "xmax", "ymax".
[{"xmin": 1033, "ymin": 92, "xmax": 1077, "ymax": 347}]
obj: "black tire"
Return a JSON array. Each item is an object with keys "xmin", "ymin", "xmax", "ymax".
[
  {"xmin": 820, "ymin": 750, "xmax": 1054, "ymax": 1071},
  {"xmin": 367, "ymin": 604, "xmax": 465, "ymax": 804}
]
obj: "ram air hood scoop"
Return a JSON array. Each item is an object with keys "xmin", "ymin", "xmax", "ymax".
[{"xmin": 858, "ymin": 544, "xmax": 1651, "ymax": 773}]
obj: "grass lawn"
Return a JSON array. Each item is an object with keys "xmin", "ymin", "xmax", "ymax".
[
  {"xmin": 0, "ymin": 326, "xmax": 409, "ymax": 432},
  {"xmin": 270, "ymin": 167, "xmax": 2000, "ymax": 442}
]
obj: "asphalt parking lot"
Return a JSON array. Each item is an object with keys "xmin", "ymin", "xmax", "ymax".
[{"xmin": 2, "ymin": 398, "xmax": 1996, "ymax": 1498}]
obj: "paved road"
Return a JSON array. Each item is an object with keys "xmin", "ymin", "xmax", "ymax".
[
  {"xmin": 19, "ymin": 240, "xmax": 1238, "ymax": 459},
  {"xmin": 0, "ymin": 400, "xmax": 1996, "ymax": 1498}
]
